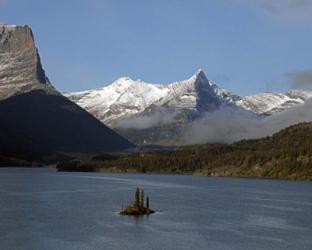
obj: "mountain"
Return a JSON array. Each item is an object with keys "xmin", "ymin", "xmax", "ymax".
[
  {"xmin": 65, "ymin": 69, "xmax": 246, "ymax": 145},
  {"xmin": 65, "ymin": 69, "xmax": 242, "ymax": 126},
  {"xmin": 238, "ymin": 90, "xmax": 312, "ymax": 115},
  {"xmin": 0, "ymin": 24, "xmax": 133, "ymax": 163},
  {"xmin": 65, "ymin": 70, "xmax": 312, "ymax": 127},
  {"xmin": 66, "ymin": 76, "xmax": 170, "ymax": 125},
  {"xmin": 0, "ymin": 24, "xmax": 53, "ymax": 99},
  {"xmin": 66, "ymin": 69, "xmax": 312, "ymax": 145}
]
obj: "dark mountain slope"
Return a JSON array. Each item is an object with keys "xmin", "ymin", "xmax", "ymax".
[
  {"xmin": 0, "ymin": 24, "xmax": 134, "ymax": 163},
  {"xmin": 0, "ymin": 90, "xmax": 133, "ymax": 160}
]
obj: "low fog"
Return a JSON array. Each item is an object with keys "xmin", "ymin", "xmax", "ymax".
[
  {"xmin": 184, "ymin": 99, "xmax": 312, "ymax": 144},
  {"xmin": 289, "ymin": 70, "xmax": 312, "ymax": 91},
  {"xmin": 115, "ymin": 107, "xmax": 180, "ymax": 130},
  {"xmin": 115, "ymin": 98, "xmax": 312, "ymax": 145}
]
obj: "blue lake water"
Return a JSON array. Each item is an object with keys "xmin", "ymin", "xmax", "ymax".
[{"xmin": 0, "ymin": 168, "xmax": 311, "ymax": 250}]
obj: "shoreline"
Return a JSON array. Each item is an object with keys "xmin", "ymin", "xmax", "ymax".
[
  {"xmin": 55, "ymin": 167, "xmax": 312, "ymax": 182},
  {"xmin": 1, "ymin": 166, "xmax": 310, "ymax": 182}
]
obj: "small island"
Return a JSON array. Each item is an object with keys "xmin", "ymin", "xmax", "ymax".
[{"xmin": 119, "ymin": 188, "xmax": 155, "ymax": 216}]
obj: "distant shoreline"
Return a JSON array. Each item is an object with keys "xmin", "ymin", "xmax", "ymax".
[
  {"xmin": 56, "ymin": 166, "xmax": 312, "ymax": 182},
  {"xmin": 0, "ymin": 165, "xmax": 310, "ymax": 182}
]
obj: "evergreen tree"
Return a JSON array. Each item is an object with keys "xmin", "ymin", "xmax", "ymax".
[
  {"xmin": 135, "ymin": 187, "xmax": 140, "ymax": 207},
  {"xmin": 146, "ymin": 197, "xmax": 149, "ymax": 210},
  {"xmin": 140, "ymin": 189, "xmax": 144, "ymax": 208}
]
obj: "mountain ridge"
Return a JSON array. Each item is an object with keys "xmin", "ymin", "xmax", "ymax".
[
  {"xmin": 65, "ymin": 69, "xmax": 248, "ymax": 126},
  {"xmin": 65, "ymin": 69, "xmax": 312, "ymax": 125},
  {"xmin": 65, "ymin": 69, "xmax": 312, "ymax": 145}
]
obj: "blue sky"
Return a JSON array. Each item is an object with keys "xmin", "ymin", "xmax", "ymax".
[{"xmin": 1, "ymin": 0, "xmax": 312, "ymax": 95}]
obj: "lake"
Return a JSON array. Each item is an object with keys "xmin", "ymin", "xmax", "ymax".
[{"xmin": 0, "ymin": 168, "xmax": 311, "ymax": 250}]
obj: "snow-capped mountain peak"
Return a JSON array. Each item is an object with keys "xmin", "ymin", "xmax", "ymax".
[
  {"xmin": 65, "ymin": 70, "xmax": 241, "ymax": 125},
  {"xmin": 64, "ymin": 75, "xmax": 170, "ymax": 124},
  {"xmin": 65, "ymin": 70, "xmax": 312, "ymax": 128},
  {"xmin": 188, "ymin": 68, "xmax": 208, "ymax": 81},
  {"xmin": 237, "ymin": 90, "xmax": 312, "ymax": 115},
  {"xmin": 170, "ymin": 69, "xmax": 212, "ymax": 89},
  {"xmin": 193, "ymin": 68, "xmax": 212, "ymax": 83},
  {"xmin": 147, "ymin": 69, "xmax": 237, "ymax": 112}
]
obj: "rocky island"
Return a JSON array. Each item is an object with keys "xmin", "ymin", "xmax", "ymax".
[{"xmin": 119, "ymin": 188, "xmax": 155, "ymax": 216}]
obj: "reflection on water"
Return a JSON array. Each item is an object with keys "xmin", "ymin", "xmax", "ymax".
[{"xmin": 0, "ymin": 168, "xmax": 311, "ymax": 250}]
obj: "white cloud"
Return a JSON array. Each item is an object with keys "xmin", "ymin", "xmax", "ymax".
[
  {"xmin": 288, "ymin": 69, "xmax": 312, "ymax": 91},
  {"xmin": 115, "ymin": 108, "xmax": 180, "ymax": 129},
  {"xmin": 233, "ymin": 0, "xmax": 312, "ymax": 23},
  {"xmin": 183, "ymin": 99, "xmax": 312, "ymax": 144}
]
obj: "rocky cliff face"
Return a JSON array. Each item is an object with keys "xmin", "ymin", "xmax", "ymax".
[
  {"xmin": 0, "ymin": 24, "xmax": 53, "ymax": 99},
  {"xmin": 0, "ymin": 24, "xmax": 134, "ymax": 160}
]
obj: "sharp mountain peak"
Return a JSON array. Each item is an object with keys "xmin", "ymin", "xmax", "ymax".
[{"xmin": 0, "ymin": 24, "xmax": 53, "ymax": 99}]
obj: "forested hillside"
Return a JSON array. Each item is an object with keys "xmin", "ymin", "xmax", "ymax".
[{"xmin": 57, "ymin": 122, "xmax": 312, "ymax": 180}]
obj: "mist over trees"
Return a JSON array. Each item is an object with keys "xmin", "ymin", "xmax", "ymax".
[{"xmin": 57, "ymin": 122, "xmax": 312, "ymax": 181}]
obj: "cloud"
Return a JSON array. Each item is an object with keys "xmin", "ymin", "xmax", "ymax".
[
  {"xmin": 116, "ymin": 98, "xmax": 312, "ymax": 144},
  {"xmin": 183, "ymin": 107, "xmax": 265, "ymax": 144},
  {"xmin": 288, "ymin": 69, "xmax": 312, "ymax": 91},
  {"xmin": 183, "ymin": 99, "xmax": 312, "ymax": 144},
  {"xmin": 115, "ymin": 108, "xmax": 180, "ymax": 129},
  {"xmin": 258, "ymin": 0, "xmax": 311, "ymax": 12},
  {"xmin": 234, "ymin": 0, "xmax": 312, "ymax": 23}
]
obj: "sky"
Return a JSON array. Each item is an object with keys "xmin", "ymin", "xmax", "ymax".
[{"xmin": 1, "ymin": 0, "xmax": 312, "ymax": 95}]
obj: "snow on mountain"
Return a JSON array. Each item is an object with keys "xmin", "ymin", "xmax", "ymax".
[
  {"xmin": 65, "ymin": 69, "xmax": 312, "ymax": 127},
  {"xmin": 237, "ymin": 90, "xmax": 312, "ymax": 115},
  {"xmin": 150, "ymin": 69, "xmax": 239, "ymax": 110},
  {"xmin": 65, "ymin": 77, "xmax": 170, "ymax": 124},
  {"xmin": 65, "ymin": 69, "xmax": 242, "ymax": 126}
]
